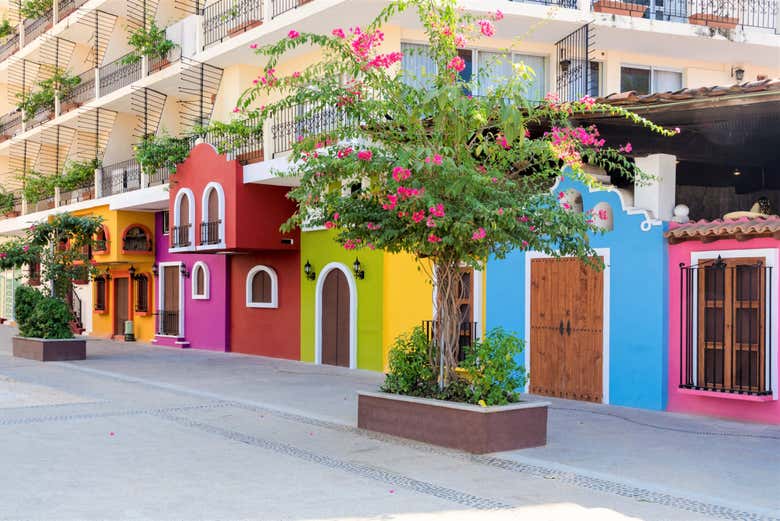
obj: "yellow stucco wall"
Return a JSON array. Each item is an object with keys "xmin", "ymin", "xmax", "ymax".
[
  {"xmin": 381, "ymin": 252, "xmax": 432, "ymax": 370},
  {"xmin": 73, "ymin": 206, "xmax": 157, "ymax": 342}
]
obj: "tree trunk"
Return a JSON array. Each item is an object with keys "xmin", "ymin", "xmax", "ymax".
[{"xmin": 434, "ymin": 262, "xmax": 462, "ymax": 388}]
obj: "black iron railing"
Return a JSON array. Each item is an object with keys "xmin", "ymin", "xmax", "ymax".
[
  {"xmin": 171, "ymin": 224, "xmax": 192, "ymax": 248},
  {"xmin": 0, "ymin": 111, "xmax": 22, "ymax": 139},
  {"xmin": 28, "ymin": 105, "xmax": 54, "ymax": 130},
  {"xmin": 123, "ymin": 236, "xmax": 151, "ymax": 252},
  {"xmin": 592, "ymin": 0, "xmax": 777, "ymax": 29},
  {"xmin": 0, "ymin": 32, "xmax": 19, "ymax": 61},
  {"xmin": 23, "ymin": 10, "xmax": 53, "ymax": 44},
  {"xmin": 200, "ymin": 220, "xmax": 221, "ymax": 245},
  {"xmin": 57, "ymin": 0, "xmax": 88, "ymax": 20},
  {"xmin": 203, "ymin": 0, "xmax": 264, "ymax": 48},
  {"xmin": 59, "ymin": 176, "xmax": 95, "ymax": 205},
  {"xmin": 555, "ymin": 24, "xmax": 594, "ymax": 102},
  {"xmin": 60, "ymin": 70, "xmax": 96, "ymax": 109},
  {"xmin": 148, "ymin": 166, "xmax": 171, "ymax": 186},
  {"xmin": 101, "ymin": 159, "xmax": 142, "ymax": 196},
  {"xmin": 271, "ymin": 105, "xmax": 348, "ymax": 157},
  {"xmin": 422, "ymin": 320, "xmax": 479, "ymax": 362},
  {"xmin": 157, "ymin": 310, "xmax": 179, "ymax": 336},
  {"xmin": 511, "ymin": 0, "xmax": 578, "ymax": 7},
  {"xmin": 70, "ymin": 287, "xmax": 83, "ymax": 329},
  {"xmin": 194, "ymin": 116, "xmax": 264, "ymax": 164},
  {"xmin": 148, "ymin": 44, "xmax": 182, "ymax": 74},
  {"xmin": 99, "ymin": 53, "xmax": 142, "ymax": 96},
  {"xmin": 271, "ymin": 0, "xmax": 310, "ymax": 18},
  {"xmin": 679, "ymin": 257, "xmax": 773, "ymax": 396}
]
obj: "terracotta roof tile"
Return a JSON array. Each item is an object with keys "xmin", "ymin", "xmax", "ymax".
[
  {"xmin": 596, "ymin": 79, "xmax": 780, "ymax": 107},
  {"xmin": 665, "ymin": 216, "xmax": 780, "ymax": 243}
]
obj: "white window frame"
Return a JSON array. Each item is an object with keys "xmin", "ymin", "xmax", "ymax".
[
  {"xmin": 171, "ymin": 188, "xmax": 195, "ymax": 252},
  {"xmin": 472, "ymin": 47, "xmax": 549, "ymax": 98},
  {"xmin": 689, "ymin": 249, "xmax": 778, "ymax": 400},
  {"xmin": 156, "ymin": 261, "xmax": 185, "ymax": 338},
  {"xmin": 246, "ymin": 265, "xmax": 278, "ymax": 309},
  {"xmin": 620, "ymin": 64, "xmax": 684, "ymax": 93},
  {"xmin": 191, "ymin": 261, "xmax": 210, "ymax": 300},
  {"xmin": 199, "ymin": 182, "xmax": 226, "ymax": 250}
]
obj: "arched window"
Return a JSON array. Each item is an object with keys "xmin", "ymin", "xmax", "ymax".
[
  {"xmin": 173, "ymin": 189, "xmax": 195, "ymax": 248},
  {"xmin": 200, "ymin": 182, "xmax": 225, "ymax": 246},
  {"xmin": 191, "ymin": 261, "xmax": 210, "ymax": 300},
  {"xmin": 561, "ymin": 188, "xmax": 583, "ymax": 213},
  {"xmin": 135, "ymin": 274, "xmax": 149, "ymax": 312},
  {"xmin": 246, "ymin": 265, "xmax": 278, "ymax": 308},
  {"xmin": 122, "ymin": 225, "xmax": 152, "ymax": 252}
]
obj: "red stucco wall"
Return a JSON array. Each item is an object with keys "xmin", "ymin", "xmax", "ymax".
[{"xmin": 229, "ymin": 250, "xmax": 301, "ymax": 359}]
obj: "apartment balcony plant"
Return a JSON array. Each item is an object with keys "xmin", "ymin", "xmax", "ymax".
[
  {"xmin": 16, "ymin": 69, "xmax": 81, "ymax": 122},
  {"xmin": 0, "ymin": 190, "xmax": 18, "ymax": 217},
  {"xmin": 121, "ymin": 22, "xmax": 176, "ymax": 70},
  {"xmin": 21, "ymin": 0, "xmax": 53, "ymax": 22},
  {"xmin": 221, "ymin": 0, "xmax": 263, "ymax": 38},
  {"xmin": 0, "ymin": 19, "xmax": 13, "ymax": 39},
  {"xmin": 593, "ymin": 0, "xmax": 648, "ymax": 17}
]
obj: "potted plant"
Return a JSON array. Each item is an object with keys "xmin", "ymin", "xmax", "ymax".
[
  {"xmin": 134, "ymin": 133, "xmax": 191, "ymax": 177},
  {"xmin": 0, "ymin": 19, "xmax": 14, "ymax": 40},
  {"xmin": 240, "ymin": 0, "xmax": 677, "ymax": 451},
  {"xmin": 121, "ymin": 22, "xmax": 176, "ymax": 71},
  {"xmin": 0, "ymin": 213, "xmax": 103, "ymax": 360},
  {"xmin": 15, "ymin": 69, "xmax": 80, "ymax": 122},
  {"xmin": 20, "ymin": 0, "xmax": 52, "ymax": 22},
  {"xmin": 593, "ymin": 0, "xmax": 648, "ymax": 17},
  {"xmin": 21, "ymin": 170, "xmax": 55, "ymax": 207},
  {"xmin": 0, "ymin": 190, "xmax": 17, "ymax": 217},
  {"xmin": 222, "ymin": 3, "xmax": 262, "ymax": 37},
  {"xmin": 192, "ymin": 118, "xmax": 264, "ymax": 164}
]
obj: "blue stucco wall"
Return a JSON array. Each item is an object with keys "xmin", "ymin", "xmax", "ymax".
[{"xmin": 486, "ymin": 178, "xmax": 668, "ymax": 410}]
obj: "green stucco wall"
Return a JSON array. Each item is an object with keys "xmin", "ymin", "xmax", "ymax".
[{"xmin": 300, "ymin": 230, "xmax": 385, "ymax": 371}]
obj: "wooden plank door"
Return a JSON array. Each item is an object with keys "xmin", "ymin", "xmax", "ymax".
[
  {"xmin": 114, "ymin": 278, "xmax": 129, "ymax": 335},
  {"xmin": 321, "ymin": 269, "xmax": 350, "ymax": 367},
  {"xmin": 163, "ymin": 266, "xmax": 180, "ymax": 336},
  {"xmin": 529, "ymin": 258, "xmax": 568, "ymax": 398},
  {"xmin": 565, "ymin": 260, "xmax": 604, "ymax": 402}
]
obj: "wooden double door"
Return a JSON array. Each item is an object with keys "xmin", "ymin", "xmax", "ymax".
[
  {"xmin": 113, "ymin": 278, "xmax": 129, "ymax": 336},
  {"xmin": 530, "ymin": 257, "xmax": 604, "ymax": 402},
  {"xmin": 321, "ymin": 269, "xmax": 350, "ymax": 367}
]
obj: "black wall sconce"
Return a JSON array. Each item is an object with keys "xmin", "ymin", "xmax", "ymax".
[
  {"xmin": 104, "ymin": 267, "xmax": 111, "ymax": 280},
  {"xmin": 732, "ymin": 66, "xmax": 745, "ymax": 82},
  {"xmin": 151, "ymin": 263, "xmax": 158, "ymax": 278},
  {"xmin": 353, "ymin": 258, "xmax": 365, "ymax": 280},
  {"xmin": 180, "ymin": 263, "xmax": 190, "ymax": 278},
  {"xmin": 304, "ymin": 260, "xmax": 316, "ymax": 281}
]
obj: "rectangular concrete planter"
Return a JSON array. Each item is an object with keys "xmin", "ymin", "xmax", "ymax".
[
  {"xmin": 12, "ymin": 336, "xmax": 86, "ymax": 362},
  {"xmin": 357, "ymin": 391, "xmax": 548, "ymax": 454}
]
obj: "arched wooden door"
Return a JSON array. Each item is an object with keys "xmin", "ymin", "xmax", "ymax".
[{"xmin": 321, "ymin": 269, "xmax": 350, "ymax": 367}]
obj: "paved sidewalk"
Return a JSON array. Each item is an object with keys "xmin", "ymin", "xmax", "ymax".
[{"xmin": 0, "ymin": 326, "xmax": 778, "ymax": 521}]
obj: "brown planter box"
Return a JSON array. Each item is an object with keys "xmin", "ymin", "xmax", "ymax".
[
  {"xmin": 150, "ymin": 58, "xmax": 171, "ymax": 74},
  {"xmin": 4, "ymin": 210, "xmax": 19, "ymax": 218},
  {"xmin": 60, "ymin": 101, "xmax": 81, "ymax": 113},
  {"xmin": 228, "ymin": 20, "xmax": 262, "ymax": 38},
  {"xmin": 593, "ymin": 1, "xmax": 647, "ymax": 16},
  {"xmin": 688, "ymin": 13, "xmax": 738, "ymax": 29},
  {"xmin": 358, "ymin": 391, "xmax": 548, "ymax": 454},
  {"xmin": 12, "ymin": 336, "xmax": 86, "ymax": 362},
  {"xmin": 236, "ymin": 149, "xmax": 264, "ymax": 165}
]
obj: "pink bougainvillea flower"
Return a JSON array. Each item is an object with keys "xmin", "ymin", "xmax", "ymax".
[
  {"xmin": 491, "ymin": 177, "xmax": 498, "ymax": 183},
  {"xmin": 497, "ymin": 208, "xmax": 504, "ymax": 215},
  {"xmin": 357, "ymin": 150, "xmax": 373, "ymax": 161},
  {"xmin": 472, "ymin": 227, "xmax": 487, "ymax": 240},
  {"xmin": 22, "ymin": 245, "xmax": 29, "ymax": 252},
  {"xmin": 428, "ymin": 203, "xmax": 445, "ymax": 217},
  {"xmin": 558, "ymin": 191, "xmax": 566, "ymax": 200},
  {"xmin": 477, "ymin": 19, "xmax": 495, "ymax": 37},
  {"xmin": 292, "ymin": 71, "xmax": 301, "ymax": 78},
  {"xmin": 232, "ymin": 107, "xmax": 240, "ymax": 113},
  {"xmin": 427, "ymin": 234, "xmax": 442, "ymax": 243},
  {"xmin": 522, "ymin": 240, "xmax": 529, "ymax": 249},
  {"xmin": 288, "ymin": 30, "xmax": 300, "ymax": 39},
  {"xmin": 332, "ymin": 28, "xmax": 346, "ymax": 39},
  {"xmin": 454, "ymin": 34, "xmax": 466, "ymax": 47},
  {"xmin": 324, "ymin": 221, "xmax": 334, "ymax": 229},
  {"xmin": 529, "ymin": 225, "xmax": 536, "ymax": 232},
  {"xmin": 382, "ymin": 195, "xmax": 398, "ymax": 211},
  {"xmin": 426, "ymin": 216, "xmax": 436, "ymax": 228},
  {"xmin": 494, "ymin": 9, "xmax": 504, "ymax": 20},
  {"xmin": 562, "ymin": 202, "xmax": 571, "ymax": 210},
  {"xmin": 447, "ymin": 56, "xmax": 466, "ymax": 72},
  {"xmin": 476, "ymin": 165, "xmax": 487, "ymax": 173},
  {"xmin": 366, "ymin": 222, "xmax": 381, "ymax": 230},
  {"xmin": 343, "ymin": 239, "xmax": 356, "ymax": 250},
  {"xmin": 252, "ymin": 79, "xmax": 258, "ymax": 85},
  {"xmin": 332, "ymin": 212, "xmax": 339, "ymax": 221},
  {"xmin": 497, "ymin": 135, "xmax": 510, "ymax": 149},
  {"xmin": 432, "ymin": 154, "xmax": 443, "ymax": 165},
  {"xmin": 336, "ymin": 147, "xmax": 353, "ymax": 159},
  {"xmin": 392, "ymin": 166, "xmax": 411, "ymax": 182},
  {"xmin": 675, "ymin": 127, "xmax": 681, "ymax": 134},
  {"xmin": 249, "ymin": 43, "xmax": 258, "ymax": 49},
  {"xmin": 619, "ymin": 142, "xmax": 633, "ymax": 153},
  {"xmin": 397, "ymin": 211, "xmax": 406, "ymax": 218},
  {"xmin": 412, "ymin": 210, "xmax": 425, "ymax": 223}
]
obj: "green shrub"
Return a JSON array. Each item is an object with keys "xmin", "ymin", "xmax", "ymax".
[
  {"xmin": 14, "ymin": 285, "xmax": 43, "ymax": 333},
  {"xmin": 24, "ymin": 297, "xmax": 73, "ymax": 339},
  {"xmin": 460, "ymin": 328, "xmax": 526, "ymax": 406},
  {"xmin": 381, "ymin": 326, "xmax": 438, "ymax": 398}
]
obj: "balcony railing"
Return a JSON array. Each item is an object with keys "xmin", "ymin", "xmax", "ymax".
[
  {"xmin": 148, "ymin": 165, "xmax": 171, "ymax": 187},
  {"xmin": 422, "ymin": 320, "xmax": 479, "ymax": 362},
  {"xmin": 101, "ymin": 158, "xmax": 142, "ymax": 196},
  {"xmin": 0, "ymin": 112, "xmax": 22, "ymax": 140},
  {"xmin": 679, "ymin": 258, "xmax": 773, "ymax": 396},
  {"xmin": 60, "ymin": 71, "xmax": 96, "ymax": 110},
  {"xmin": 200, "ymin": 220, "xmax": 221, "ymax": 245},
  {"xmin": 28, "ymin": 106, "xmax": 55, "ymax": 130},
  {"xmin": 99, "ymin": 53, "xmax": 142, "ymax": 97},
  {"xmin": 171, "ymin": 224, "xmax": 192, "ymax": 248},
  {"xmin": 59, "ymin": 176, "xmax": 95, "ymax": 205},
  {"xmin": 57, "ymin": 0, "xmax": 89, "ymax": 20},
  {"xmin": 271, "ymin": 0, "xmax": 310, "ymax": 18},
  {"xmin": 271, "ymin": 105, "xmax": 348, "ymax": 158},
  {"xmin": 195, "ymin": 116, "xmax": 264, "ymax": 164},
  {"xmin": 148, "ymin": 41, "xmax": 183, "ymax": 74},
  {"xmin": 510, "ymin": 0, "xmax": 578, "ymax": 7},
  {"xmin": 23, "ymin": 10, "xmax": 53, "ymax": 44},
  {"xmin": 203, "ymin": 0, "xmax": 264, "ymax": 48},
  {"xmin": 0, "ymin": 32, "xmax": 19, "ymax": 61},
  {"xmin": 592, "ymin": 0, "xmax": 777, "ymax": 29},
  {"xmin": 157, "ymin": 310, "xmax": 180, "ymax": 336}
]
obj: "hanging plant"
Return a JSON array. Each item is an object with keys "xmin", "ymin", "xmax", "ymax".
[
  {"xmin": 0, "ymin": 189, "xmax": 16, "ymax": 215},
  {"xmin": 15, "ymin": 69, "xmax": 81, "ymax": 121},
  {"xmin": 121, "ymin": 22, "xmax": 176, "ymax": 65},
  {"xmin": 58, "ymin": 158, "xmax": 100, "ymax": 192},
  {"xmin": 191, "ymin": 118, "xmax": 263, "ymax": 155},
  {"xmin": 20, "ymin": 0, "xmax": 52, "ymax": 20},
  {"xmin": 0, "ymin": 19, "xmax": 14, "ymax": 40},
  {"xmin": 21, "ymin": 170, "xmax": 56, "ymax": 204},
  {"xmin": 134, "ymin": 133, "xmax": 191, "ymax": 176}
]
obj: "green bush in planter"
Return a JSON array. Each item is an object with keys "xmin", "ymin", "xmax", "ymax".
[
  {"xmin": 381, "ymin": 326, "xmax": 438, "ymax": 398},
  {"xmin": 15, "ymin": 285, "xmax": 73, "ymax": 339},
  {"xmin": 460, "ymin": 328, "xmax": 527, "ymax": 406}
]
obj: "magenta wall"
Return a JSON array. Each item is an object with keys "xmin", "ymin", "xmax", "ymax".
[
  {"xmin": 668, "ymin": 235, "xmax": 779, "ymax": 424},
  {"xmin": 154, "ymin": 211, "xmax": 229, "ymax": 351}
]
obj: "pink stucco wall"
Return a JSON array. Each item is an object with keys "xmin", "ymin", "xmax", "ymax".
[{"xmin": 668, "ymin": 235, "xmax": 779, "ymax": 424}]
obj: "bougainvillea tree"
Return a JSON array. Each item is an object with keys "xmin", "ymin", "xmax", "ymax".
[{"xmin": 238, "ymin": 0, "xmax": 675, "ymax": 386}]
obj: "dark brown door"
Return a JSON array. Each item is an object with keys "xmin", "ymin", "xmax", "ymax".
[
  {"xmin": 457, "ymin": 268, "xmax": 474, "ymax": 358},
  {"xmin": 114, "ymin": 278, "xmax": 129, "ymax": 335},
  {"xmin": 207, "ymin": 189, "xmax": 219, "ymax": 222},
  {"xmin": 530, "ymin": 257, "xmax": 603, "ymax": 402},
  {"xmin": 163, "ymin": 266, "xmax": 180, "ymax": 336},
  {"xmin": 321, "ymin": 269, "xmax": 350, "ymax": 367}
]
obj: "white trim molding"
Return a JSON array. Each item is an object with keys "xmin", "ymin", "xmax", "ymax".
[
  {"xmin": 191, "ymin": 261, "xmax": 210, "ymax": 300},
  {"xmin": 171, "ymin": 188, "xmax": 196, "ymax": 252},
  {"xmin": 314, "ymin": 262, "xmax": 358, "ymax": 370},
  {"xmin": 198, "ymin": 181, "xmax": 227, "ymax": 250},
  {"xmin": 690, "ymin": 248, "xmax": 779, "ymax": 400},
  {"xmin": 246, "ymin": 265, "xmax": 279, "ymax": 309},
  {"xmin": 523, "ymin": 249, "xmax": 611, "ymax": 404},
  {"xmin": 156, "ymin": 261, "xmax": 185, "ymax": 338}
]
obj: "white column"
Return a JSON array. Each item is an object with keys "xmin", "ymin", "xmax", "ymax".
[
  {"xmin": 54, "ymin": 186, "xmax": 61, "ymax": 207},
  {"xmin": 141, "ymin": 56, "xmax": 149, "ymax": 77},
  {"xmin": 94, "ymin": 68, "xmax": 101, "ymax": 99},
  {"xmin": 262, "ymin": 117, "xmax": 273, "ymax": 161},
  {"xmin": 53, "ymin": 0, "xmax": 59, "ymax": 24},
  {"xmin": 94, "ymin": 168, "xmax": 103, "ymax": 198},
  {"xmin": 578, "ymin": 0, "xmax": 591, "ymax": 15},
  {"xmin": 21, "ymin": 196, "xmax": 28, "ymax": 215},
  {"xmin": 263, "ymin": 0, "xmax": 272, "ymax": 20},
  {"xmin": 634, "ymin": 154, "xmax": 677, "ymax": 221},
  {"xmin": 54, "ymin": 94, "xmax": 61, "ymax": 117},
  {"xmin": 141, "ymin": 171, "xmax": 149, "ymax": 188}
]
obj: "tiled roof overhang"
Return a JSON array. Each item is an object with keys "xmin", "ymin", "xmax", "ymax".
[{"xmin": 665, "ymin": 216, "xmax": 780, "ymax": 244}]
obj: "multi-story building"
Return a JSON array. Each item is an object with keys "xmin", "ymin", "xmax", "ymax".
[{"xmin": 0, "ymin": 0, "xmax": 776, "ymax": 418}]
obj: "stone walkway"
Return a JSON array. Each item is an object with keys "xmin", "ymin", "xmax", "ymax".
[{"xmin": 0, "ymin": 326, "xmax": 777, "ymax": 521}]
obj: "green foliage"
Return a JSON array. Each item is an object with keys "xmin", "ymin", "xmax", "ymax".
[
  {"xmin": 14, "ymin": 285, "xmax": 43, "ymax": 332},
  {"xmin": 134, "ymin": 133, "xmax": 191, "ymax": 176},
  {"xmin": 58, "ymin": 159, "xmax": 99, "ymax": 192},
  {"xmin": 381, "ymin": 327, "xmax": 438, "ymax": 397},
  {"xmin": 122, "ymin": 22, "xmax": 175, "ymax": 64},
  {"xmin": 0, "ymin": 239, "xmax": 41, "ymax": 271},
  {"xmin": 22, "ymin": 170, "xmax": 56, "ymax": 204},
  {"xmin": 459, "ymin": 328, "xmax": 526, "ymax": 406},
  {"xmin": 0, "ymin": 19, "xmax": 14, "ymax": 39},
  {"xmin": 0, "ymin": 189, "xmax": 16, "ymax": 214},
  {"xmin": 192, "ymin": 118, "xmax": 263, "ymax": 155},
  {"xmin": 16, "ymin": 69, "xmax": 81, "ymax": 121},
  {"xmin": 20, "ymin": 0, "xmax": 51, "ymax": 20},
  {"xmin": 17, "ymin": 290, "xmax": 74, "ymax": 339}
]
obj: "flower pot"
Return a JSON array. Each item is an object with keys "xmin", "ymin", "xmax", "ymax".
[
  {"xmin": 357, "ymin": 391, "xmax": 549, "ymax": 453},
  {"xmin": 593, "ymin": 1, "xmax": 647, "ymax": 17},
  {"xmin": 236, "ymin": 149, "xmax": 264, "ymax": 165},
  {"xmin": 227, "ymin": 19, "xmax": 262, "ymax": 38},
  {"xmin": 3, "ymin": 210, "xmax": 19, "ymax": 218},
  {"xmin": 150, "ymin": 58, "xmax": 171, "ymax": 73},
  {"xmin": 0, "ymin": 135, "xmax": 10, "ymax": 143},
  {"xmin": 12, "ymin": 336, "xmax": 86, "ymax": 361},
  {"xmin": 298, "ymin": 0, "xmax": 313, "ymax": 5},
  {"xmin": 688, "ymin": 13, "xmax": 738, "ymax": 29},
  {"xmin": 60, "ymin": 101, "xmax": 81, "ymax": 113},
  {"xmin": 58, "ymin": 6, "xmax": 76, "ymax": 19}
]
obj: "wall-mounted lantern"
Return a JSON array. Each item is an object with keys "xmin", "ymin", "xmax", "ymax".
[
  {"xmin": 352, "ymin": 258, "xmax": 365, "ymax": 280},
  {"xmin": 304, "ymin": 260, "xmax": 316, "ymax": 281},
  {"xmin": 180, "ymin": 263, "xmax": 190, "ymax": 278}
]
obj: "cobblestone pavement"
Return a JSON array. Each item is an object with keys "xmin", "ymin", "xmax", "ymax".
[{"xmin": 0, "ymin": 327, "xmax": 777, "ymax": 521}]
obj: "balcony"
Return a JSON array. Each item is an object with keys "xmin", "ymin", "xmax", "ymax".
[
  {"xmin": 60, "ymin": 70, "xmax": 96, "ymax": 113},
  {"xmin": 0, "ymin": 112, "xmax": 22, "ymax": 142},
  {"xmin": 101, "ymin": 159, "xmax": 142, "ymax": 196},
  {"xmin": 271, "ymin": 105, "xmax": 349, "ymax": 158},
  {"xmin": 200, "ymin": 220, "xmax": 222, "ymax": 245},
  {"xmin": 591, "ymin": 0, "xmax": 777, "ymax": 30},
  {"xmin": 23, "ymin": 10, "xmax": 54, "ymax": 44},
  {"xmin": 99, "ymin": 53, "xmax": 143, "ymax": 97},
  {"xmin": 171, "ymin": 224, "xmax": 192, "ymax": 248},
  {"xmin": 57, "ymin": 0, "xmax": 89, "ymax": 20},
  {"xmin": 203, "ymin": 0, "xmax": 264, "ymax": 48},
  {"xmin": 0, "ymin": 31, "xmax": 19, "ymax": 62}
]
